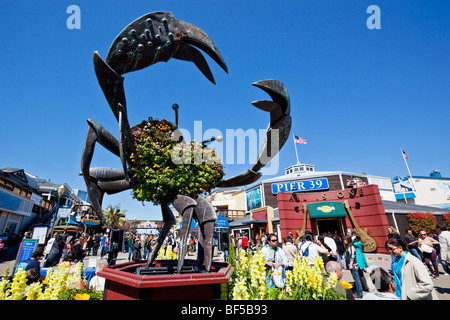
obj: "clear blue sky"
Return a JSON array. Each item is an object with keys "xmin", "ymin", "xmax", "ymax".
[{"xmin": 1, "ymin": 1, "xmax": 449, "ymax": 221}]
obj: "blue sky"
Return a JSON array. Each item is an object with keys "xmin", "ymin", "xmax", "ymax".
[{"xmin": 1, "ymin": 1, "xmax": 449, "ymax": 221}]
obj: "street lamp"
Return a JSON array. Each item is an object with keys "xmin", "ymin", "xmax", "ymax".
[
  {"xmin": 49, "ymin": 184, "xmax": 66, "ymax": 237},
  {"xmin": 201, "ymin": 135, "xmax": 223, "ymax": 146}
]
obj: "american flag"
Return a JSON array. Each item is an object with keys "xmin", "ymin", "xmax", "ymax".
[
  {"xmin": 294, "ymin": 135, "xmax": 307, "ymax": 144},
  {"xmin": 402, "ymin": 149, "xmax": 409, "ymax": 159},
  {"xmin": 402, "ymin": 150, "xmax": 409, "ymax": 159}
]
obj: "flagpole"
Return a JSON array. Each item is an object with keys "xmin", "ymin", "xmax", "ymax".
[
  {"xmin": 294, "ymin": 134, "xmax": 300, "ymax": 164},
  {"xmin": 401, "ymin": 148, "xmax": 416, "ymax": 192}
]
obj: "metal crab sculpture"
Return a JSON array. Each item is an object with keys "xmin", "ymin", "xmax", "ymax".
[{"xmin": 81, "ymin": 11, "xmax": 291, "ymax": 272}]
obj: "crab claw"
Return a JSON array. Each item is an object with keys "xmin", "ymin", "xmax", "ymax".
[
  {"xmin": 250, "ymin": 79, "xmax": 291, "ymax": 173},
  {"xmin": 103, "ymin": 11, "xmax": 227, "ymax": 83},
  {"xmin": 218, "ymin": 80, "xmax": 291, "ymax": 188}
]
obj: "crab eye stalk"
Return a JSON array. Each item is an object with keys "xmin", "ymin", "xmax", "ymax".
[{"xmin": 201, "ymin": 135, "xmax": 223, "ymax": 146}]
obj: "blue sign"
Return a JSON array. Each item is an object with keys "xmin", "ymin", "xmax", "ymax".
[
  {"xmin": 14, "ymin": 239, "xmax": 38, "ymax": 273},
  {"xmin": 216, "ymin": 215, "xmax": 229, "ymax": 228},
  {"xmin": 271, "ymin": 178, "xmax": 329, "ymax": 194},
  {"xmin": 180, "ymin": 215, "xmax": 229, "ymax": 229},
  {"xmin": 246, "ymin": 186, "xmax": 262, "ymax": 211}
]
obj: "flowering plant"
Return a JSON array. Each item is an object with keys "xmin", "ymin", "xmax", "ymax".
[
  {"xmin": 443, "ymin": 213, "xmax": 450, "ymax": 228},
  {"xmin": 128, "ymin": 119, "xmax": 224, "ymax": 205},
  {"xmin": 0, "ymin": 261, "xmax": 103, "ymax": 300},
  {"xmin": 406, "ymin": 212, "xmax": 437, "ymax": 236},
  {"xmin": 228, "ymin": 249, "xmax": 346, "ymax": 300},
  {"xmin": 157, "ymin": 244, "xmax": 178, "ymax": 260}
]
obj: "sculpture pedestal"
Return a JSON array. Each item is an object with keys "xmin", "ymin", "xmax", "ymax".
[{"xmin": 97, "ymin": 259, "xmax": 233, "ymax": 300}]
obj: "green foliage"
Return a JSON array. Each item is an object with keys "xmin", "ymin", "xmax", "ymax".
[
  {"xmin": 103, "ymin": 204, "xmax": 127, "ymax": 228},
  {"xmin": 59, "ymin": 288, "xmax": 104, "ymax": 300},
  {"xmin": 226, "ymin": 242, "xmax": 237, "ymax": 299},
  {"xmin": 406, "ymin": 212, "xmax": 437, "ymax": 236},
  {"xmin": 128, "ymin": 119, "xmax": 224, "ymax": 205},
  {"xmin": 227, "ymin": 242, "xmax": 236, "ymax": 268}
]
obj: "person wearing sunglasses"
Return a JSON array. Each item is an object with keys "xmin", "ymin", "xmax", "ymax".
[
  {"xmin": 385, "ymin": 238, "xmax": 438, "ymax": 300},
  {"xmin": 261, "ymin": 234, "xmax": 289, "ymax": 288}
]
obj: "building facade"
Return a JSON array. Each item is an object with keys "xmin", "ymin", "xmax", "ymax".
[
  {"xmin": 393, "ymin": 170, "xmax": 450, "ymax": 209},
  {"xmin": 0, "ymin": 168, "xmax": 86, "ymax": 238},
  {"xmin": 223, "ymin": 164, "xmax": 450, "ymax": 252}
]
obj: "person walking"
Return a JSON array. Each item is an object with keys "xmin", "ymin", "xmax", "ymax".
[
  {"xmin": 353, "ymin": 235, "xmax": 370, "ymax": 290},
  {"xmin": 93, "ymin": 233, "xmax": 101, "ymax": 256},
  {"xmin": 99, "ymin": 233, "xmax": 106, "ymax": 258},
  {"xmin": 343, "ymin": 235, "xmax": 364, "ymax": 299},
  {"xmin": 262, "ymin": 233, "xmax": 289, "ymax": 288},
  {"xmin": 404, "ymin": 229, "xmax": 422, "ymax": 261},
  {"xmin": 142, "ymin": 235, "xmax": 149, "ymax": 259},
  {"xmin": 387, "ymin": 226, "xmax": 402, "ymax": 240},
  {"xmin": 282, "ymin": 235, "xmax": 298, "ymax": 270},
  {"xmin": 386, "ymin": 238, "xmax": 438, "ymax": 300},
  {"xmin": 44, "ymin": 234, "xmax": 67, "ymax": 267},
  {"xmin": 299, "ymin": 233, "xmax": 329, "ymax": 267},
  {"xmin": 241, "ymin": 232, "xmax": 249, "ymax": 252},
  {"xmin": 333, "ymin": 233, "xmax": 345, "ymax": 269},
  {"xmin": 417, "ymin": 230, "xmax": 440, "ymax": 279},
  {"xmin": 132, "ymin": 237, "xmax": 142, "ymax": 261},
  {"xmin": 127, "ymin": 234, "xmax": 134, "ymax": 261},
  {"xmin": 436, "ymin": 223, "xmax": 450, "ymax": 276},
  {"xmin": 71, "ymin": 236, "xmax": 85, "ymax": 263}
]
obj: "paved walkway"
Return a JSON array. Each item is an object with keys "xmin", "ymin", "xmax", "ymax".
[{"xmin": 1, "ymin": 250, "xmax": 449, "ymax": 300}]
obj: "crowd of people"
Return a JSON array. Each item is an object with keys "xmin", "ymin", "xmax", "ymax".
[
  {"xmin": 122, "ymin": 232, "xmax": 201, "ymax": 262},
  {"xmin": 230, "ymin": 223, "xmax": 450, "ymax": 300},
  {"xmin": 3, "ymin": 221, "xmax": 450, "ymax": 301}
]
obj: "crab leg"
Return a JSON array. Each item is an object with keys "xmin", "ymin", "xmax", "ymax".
[
  {"xmin": 197, "ymin": 221, "xmax": 215, "ymax": 272},
  {"xmin": 146, "ymin": 203, "xmax": 176, "ymax": 268},
  {"xmin": 93, "ymin": 52, "xmax": 127, "ymax": 124},
  {"xmin": 171, "ymin": 195, "xmax": 197, "ymax": 273},
  {"xmin": 193, "ymin": 196, "xmax": 217, "ymax": 271},
  {"xmin": 81, "ymin": 120, "xmax": 123, "ymax": 220},
  {"xmin": 118, "ymin": 103, "xmax": 131, "ymax": 180}
]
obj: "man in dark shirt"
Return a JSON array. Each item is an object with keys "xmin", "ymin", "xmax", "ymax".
[
  {"xmin": 44, "ymin": 235, "xmax": 67, "ymax": 267},
  {"xmin": 404, "ymin": 229, "xmax": 422, "ymax": 261}
]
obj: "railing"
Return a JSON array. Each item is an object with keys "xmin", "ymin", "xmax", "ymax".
[{"xmin": 217, "ymin": 209, "xmax": 246, "ymax": 221}]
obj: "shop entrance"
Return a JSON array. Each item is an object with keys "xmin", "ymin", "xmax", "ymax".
[{"xmin": 316, "ymin": 218, "xmax": 344, "ymax": 236}]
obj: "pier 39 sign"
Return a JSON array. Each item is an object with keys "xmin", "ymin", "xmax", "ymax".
[{"xmin": 271, "ymin": 178, "xmax": 329, "ymax": 194}]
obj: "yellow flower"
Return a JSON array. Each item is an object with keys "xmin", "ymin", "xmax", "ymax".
[
  {"xmin": 74, "ymin": 293, "xmax": 90, "ymax": 300},
  {"xmin": 308, "ymin": 275, "xmax": 318, "ymax": 283},
  {"xmin": 339, "ymin": 281, "xmax": 353, "ymax": 289}
]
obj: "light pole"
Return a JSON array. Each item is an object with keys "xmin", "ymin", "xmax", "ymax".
[{"xmin": 49, "ymin": 184, "xmax": 66, "ymax": 237}]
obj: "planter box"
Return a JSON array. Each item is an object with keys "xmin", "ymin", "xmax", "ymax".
[{"xmin": 97, "ymin": 259, "xmax": 233, "ymax": 300}]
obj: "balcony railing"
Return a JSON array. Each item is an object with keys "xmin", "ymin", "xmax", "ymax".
[{"xmin": 217, "ymin": 209, "xmax": 246, "ymax": 221}]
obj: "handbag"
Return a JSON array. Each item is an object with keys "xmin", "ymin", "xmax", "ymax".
[
  {"xmin": 271, "ymin": 268, "xmax": 285, "ymax": 288},
  {"xmin": 420, "ymin": 243, "xmax": 433, "ymax": 253}
]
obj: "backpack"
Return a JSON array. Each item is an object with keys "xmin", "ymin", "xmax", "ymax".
[{"xmin": 302, "ymin": 243, "xmax": 312, "ymax": 257}]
